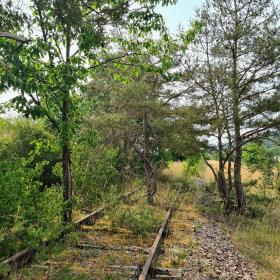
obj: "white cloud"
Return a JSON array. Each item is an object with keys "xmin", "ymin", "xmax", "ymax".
[{"xmin": 0, "ymin": 91, "xmax": 18, "ymax": 103}]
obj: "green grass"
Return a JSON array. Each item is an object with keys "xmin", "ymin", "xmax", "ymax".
[{"xmin": 232, "ymin": 215, "xmax": 280, "ymax": 280}]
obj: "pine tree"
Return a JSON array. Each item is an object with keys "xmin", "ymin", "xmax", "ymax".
[
  {"xmin": 84, "ymin": 56, "xmax": 199, "ymax": 203},
  {"xmin": 181, "ymin": 0, "xmax": 280, "ymax": 213}
]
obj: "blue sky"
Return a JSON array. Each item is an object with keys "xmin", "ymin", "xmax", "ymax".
[
  {"xmin": 155, "ymin": 0, "xmax": 280, "ymax": 34},
  {"xmin": 155, "ymin": 0, "xmax": 205, "ymax": 34}
]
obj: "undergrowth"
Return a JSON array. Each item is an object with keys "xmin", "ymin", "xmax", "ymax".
[
  {"xmin": 107, "ymin": 201, "xmax": 165, "ymax": 236},
  {"xmin": 233, "ymin": 212, "xmax": 280, "ymax": 280}
]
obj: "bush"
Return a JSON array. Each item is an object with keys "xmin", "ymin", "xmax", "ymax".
[
  {"xmin": 182, "ymin": 154, "xmax": 204, "ymax": 180},
  {"xmin": 0, "ymin": 117, "xmax": 61, "ymax": 190},
  {"xmin": 0, "ymin": 159, "xmax": 64, "ymax": 261},
  {"xmin": 72, "ymin": 143, "xmax": 121, "ymax": 208}
]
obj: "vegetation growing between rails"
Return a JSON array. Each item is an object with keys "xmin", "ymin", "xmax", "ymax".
[{"xmin": 3, "ymin": 182, "xmax": 178, "ymax": 279}]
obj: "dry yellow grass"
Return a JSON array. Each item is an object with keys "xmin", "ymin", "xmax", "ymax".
[
  {"xmin": 165, "ymin": 161, "xmax": 277, "ymax": 196},
  {"xmin": 164, "ymin": 161, "xmax": 185, "ymax": 179},
  {"xmin": 165, "ymin": 160, "xmax": 261, "ymax": 182},
  {"xmin": 202, "ymin": 160, "xmax": 261, "ymax": 182}
]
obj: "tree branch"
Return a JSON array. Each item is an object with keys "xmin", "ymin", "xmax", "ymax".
[{"xmin": 0, "ymin": 32, "xmax": 30, "ymax": 43}]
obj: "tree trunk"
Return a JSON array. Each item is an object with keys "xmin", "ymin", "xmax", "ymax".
[
  {"xmin": 232, "ymin": 0, "xmax": 245, "ymax": 214},
  {"xmin": 204, "ymin": 22, "xmax": 231, "ymax": 209},
  {"xmin": 218, "ymin": 161, "xmax": 232, "ymax": 211},
  {"xmin": 143, "ymin": 112, "xmax": 151, "ymax": 185},
  {"xmin": 147, "ymin": 172, "xmax": 157, "ymax": 204},
  {"xmin": 61, "ymin": 27, "xmax": 73, "ymax": 223},
  {"xmin": 217, "ymin": 131, "xmax": 232, "ymax": 210},
  {"xmin": 234, "ymin": 133, "xmax": 246, "ymax": 214},
  {"xmin": 62, "ymin": 89, "xmax": 73, "ymax": 222},
  {"xmin": 125, "ymin": 128, "xmax": 157, "ymax": 204},
  {"xmin": 225, "ymin": 125, "xmax": 233, "ymax": 194},
  {"xmin": 143, "ymin": 112, "xmax": 156, "ymax": 203},
  {"xmin": 62, "ymin": 140, "xmax": 73, "ymax": 223},
  {"xmin": 228, "ymin": 156, "xmax": 233, "ymax": 193}
]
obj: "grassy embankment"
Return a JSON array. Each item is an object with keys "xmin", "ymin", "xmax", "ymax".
[{"xmin": 165, "ymin": 161, "xmax": 280, "ymax": 280}]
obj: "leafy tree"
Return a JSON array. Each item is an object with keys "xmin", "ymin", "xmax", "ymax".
[
  {"xmin": 0, "ymin": 0, "xmax": 203, "ymax": 221},
  {"xmin": 179, "ymin": 0, "xmax": 280, "ymax": 213}
]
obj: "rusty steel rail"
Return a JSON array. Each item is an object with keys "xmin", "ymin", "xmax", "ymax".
[
  {"xmin": 0, "ymin": 248, "xmax": 35, "ymax": 271},
  {"xmin": 0, "ymin": 187, "xmax": 141, "ymax": 278},
  {"xmin": 137, "ymin": 184, "xmax": 182, "ymax": 280},
  {"xmin": 138, "ymin": 207, "xmax": 172, "ymax": 280},
  {"xmin": 75, "ymin": 186, "xmax": 141, "ymax": 226}
]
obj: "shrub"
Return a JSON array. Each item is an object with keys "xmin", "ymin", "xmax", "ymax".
[
  {"xmin": 0, "ymin": 159, "xmax": 64, "ymax": 261},
  {"xmin": 72, "ymin": 143, "xmax": 121, "ymax": 208}
]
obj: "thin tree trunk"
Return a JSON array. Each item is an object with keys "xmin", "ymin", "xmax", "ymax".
[
  {"xmin": 143, "ymin": 112, "xmax": 151, "ymax": 184},
  {"xmin": 147, "ymin": 173, "xmax": 157, "ymax": 204},
  {"xmin": 62, "ymin": 88, "xmax": 73, "ymax": 222},
  {"xmin": 218, "ymin": 136, "xmax": 232, "ymax": 210},
  {"xmin": 125, "ymin": 130, "xmax": 157, "ymax": 204},
  {"xmin": 228, "ymin": 155, "xmax": 233, "ymax": 193},
  {"xmin": 204, "ymin": 20, "xmax": 231, "ymax": 209},
  {"xmin": 62, "ymin": 140, "xmax": 73, "ymax": 222},
  {"xmin": 32, "ymin": 0, "xmax": 74, "ymax": 223},
  {"xmin": 143, "ymin": 112, "xmax": 156, "ymax": 203},
  {"xmin": 61, "ymin": 26, "xmax": 73, "ymax": 223},
  {"xmin": 232, "ymin": 0, "xmax": 245, "ymax": 214},
  {"xmin": 234, "ymin": 131, "xmax": 246, "ymax": 213},
  {"xmin": 226, "ymin": 126, "xmax": 233, "ymax": 193}
]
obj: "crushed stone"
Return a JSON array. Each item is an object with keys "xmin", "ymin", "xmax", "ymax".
[{"xmin": 182, "ymin": 220, "xmax": 257, "ymax": 280}]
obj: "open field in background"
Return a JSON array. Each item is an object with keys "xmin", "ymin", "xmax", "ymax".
[
  {"xmin": 202, "ymin": 160, "xmax": 261, "ymax": 182},
  {"xmin": 164, "ymin": 161, "xmax": 185, "ymax": 179},
  {"xmin": 165, "ymin": 160, "xmax": 278, "ymax": 197},
  {"xmin": 165, "ymin": 160, "xmax": 261, "ymax": 182}
]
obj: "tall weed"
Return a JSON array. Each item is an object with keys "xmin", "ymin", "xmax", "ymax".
[{"xmin": 108, "ymin": 202, "xmax": 164, "ymax": 236}]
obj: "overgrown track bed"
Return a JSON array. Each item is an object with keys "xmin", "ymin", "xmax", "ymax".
[
  {"xmin": 0, "ymin": 187, "xmax": 141, "ymax": 279},
  {"xmin": 3, "ymin": 187, "xmax": 184, "ymax": 280},
  {"xmin": 155, "ymin": 204, "xmax": 258, "ymax": 280}
]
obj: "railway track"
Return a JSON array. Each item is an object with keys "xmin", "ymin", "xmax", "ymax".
[
  {"xmin": 1, "ymin": 186, "xmax": 186, "ymax": 279},
  {"xmin": 0, "ymin": 187, "xmax": 141, "ymax": 278}
]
